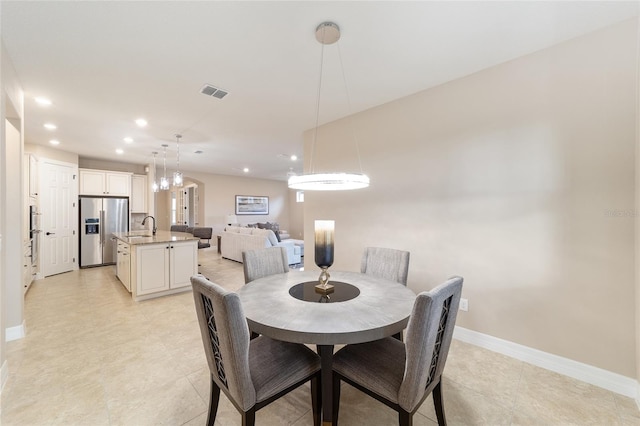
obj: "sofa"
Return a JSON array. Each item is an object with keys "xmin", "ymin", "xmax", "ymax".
[{"xmin": 221, "ymin": 226, "xmax": 302, "ymax": 265}]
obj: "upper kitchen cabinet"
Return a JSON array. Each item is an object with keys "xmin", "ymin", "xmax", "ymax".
[
  {"xmin": 79, "ymin": 168, "xmax": 131, "ymax": 196},
  {"xmin": 25, "ymin": 153, "xmax": 39, "ymax": 201},
  {"xmin": 131, "ymin": 174, "xmax": 147, "ymax": 213}
]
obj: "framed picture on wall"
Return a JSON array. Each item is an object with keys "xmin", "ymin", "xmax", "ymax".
[{"xmin": 235, "ymin": 195, "xmax": 269, "ymax": 215}]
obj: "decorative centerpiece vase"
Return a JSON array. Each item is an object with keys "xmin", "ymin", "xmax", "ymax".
[{"xmin": 314, "ymin": 220, "xmax": 335, "ymax": 294}]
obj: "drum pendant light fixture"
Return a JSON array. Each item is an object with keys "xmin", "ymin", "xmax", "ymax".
[
  {"xmin": 288, "ymin": 21, "xmax": 370, "ymax": 191},
  {"xmin": 173, "ymin": 134, "xmax": 183, "ymax": 187}
]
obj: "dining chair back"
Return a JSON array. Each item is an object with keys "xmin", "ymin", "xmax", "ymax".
[
  {"xmin": 191, "ymin": 275, "xmax": 322, "ymax": 426},
  {"xmin": 242, "ymin": 246, "xmax": 290, "ymax": 284},
  {"xmin": 331, "ymin": 276, "xmax": 463, "ymax": 426},
  {"xmin": 361, "ymin": 247, "xmax": 410, "ymax": 285}
]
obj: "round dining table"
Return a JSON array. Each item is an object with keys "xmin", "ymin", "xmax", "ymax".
[{"xmin": 237, "ymin": 270, "xmax": 416, "ymax": 424}]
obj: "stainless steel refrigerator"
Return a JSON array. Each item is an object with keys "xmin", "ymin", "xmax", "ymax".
[{"xmin": 80, "ymin": 196, "xmax": 129, "ymax": 267}]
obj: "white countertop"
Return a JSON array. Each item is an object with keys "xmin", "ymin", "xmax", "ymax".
[{"xmin": 113, "ymin": 230, "xmax": 199, "ymax": 245}]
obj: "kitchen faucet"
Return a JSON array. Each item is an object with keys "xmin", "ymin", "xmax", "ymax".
[{"xmin": 141, "ymin": 215, "xmax": 157, "ymax": 235}]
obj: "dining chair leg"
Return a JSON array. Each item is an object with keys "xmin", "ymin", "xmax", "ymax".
[
  {"xmin": 242, "ymin": 409, "xmax": 256, "ymax": 426},
  {"xmin": 433, "ymin": 381, "xmax": 447, "ymax": 426},
  {"xmin": 331, "ymin": 373, "xmax": 341, "ymax": 426},
  {"xmin": 207, "ymin": 377, "xmax": 221, "ymax": 426},
  {"xmin": 311, "ymin": 375, "xmax": 322, "ymax": 426},
  {"xmin": 399, "ymin": 410, "xmax": 412, "ymax": 426}
]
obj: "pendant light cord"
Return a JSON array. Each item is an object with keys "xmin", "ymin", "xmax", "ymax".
[
  {"xmin": 337, "ymin": 42, "xmax": 364, "ymax": 174},
  {"xmin": 163, "ymin": 146, "xmax": 167, "ymax": 178},
  {"xmin": 175, "ymin": 135, "xmax": 181, "ymax": 172},
  {"xmin": 308, "ymin": 24, "xmax": 364, "ymax": 175},
  {"xmin": 309, "ymin": 25, "xmax": 327, "ymax": 174}
]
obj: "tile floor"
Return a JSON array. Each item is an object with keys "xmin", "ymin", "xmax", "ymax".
[{"xmin": 1, "ymin": 248, "xmax": 639, "ymax": 425}]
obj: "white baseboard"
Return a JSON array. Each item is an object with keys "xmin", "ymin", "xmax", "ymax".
[
  {"xmin": 0, "ymin": 359, "xmax": 8, "ymax": 395},
  {"xmin": 5, "ymin": 321, "xmax": 25, "ymax": 342},
  {"xmin": 453, "ymin": 326, "xmax": 637, "ymax": 399}
]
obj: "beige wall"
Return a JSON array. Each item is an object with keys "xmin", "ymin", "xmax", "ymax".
[
  {"xmin": 303, "ymin": 19, "xmax": 637, "ymax": 377},
  {"xmin": 25, "ymin": 143, "xmax": 78, "ymax": 165},
  {"xmin": 1, "ymin": 38, "xmax": 25, "ymax": 385},
  {"xmin": 164, "ymin": 171, "xmax": 291, "ymax": 235},
  {"xmin": 79, "ymin": 157, "xmax": 144, "ymax": 174}
]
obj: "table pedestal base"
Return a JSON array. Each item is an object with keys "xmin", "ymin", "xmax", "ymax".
[{"xmin": 318, "ymin": 344, "xmax": 335, "ymax": 424}]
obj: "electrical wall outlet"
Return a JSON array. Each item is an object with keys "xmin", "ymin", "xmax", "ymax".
[{"xmin": 459, "ymin": 298, "xmax": 468, "ymax": 312}]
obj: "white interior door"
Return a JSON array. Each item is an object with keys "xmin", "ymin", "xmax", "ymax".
[
  {"xmin": 175, "ymin": 189, "xmax": 188, "ymax": 225},
  {"xmin": 192, "ymin": 186, "xmax": 198, "ymax": 225},
  {"xmin": 42, "ymin": 161, "xmax": 77, "ymax": 276}
]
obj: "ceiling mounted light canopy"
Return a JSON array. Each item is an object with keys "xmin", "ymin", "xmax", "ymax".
[{"xmin": 288, "ymin": 21, "xmax": 369, "ymax": 191}]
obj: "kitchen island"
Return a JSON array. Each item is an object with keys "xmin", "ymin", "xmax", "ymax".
[{"xmin": 113, "ymin": 230, "xmax": 199, "ymax": 301}]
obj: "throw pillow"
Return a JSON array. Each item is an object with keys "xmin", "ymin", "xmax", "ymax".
[
  {"xmin": 274, "ymin": 230, "xmax": 281, "ymax": 242},
  {"xmin": 266, "ymin": 230, "xmax": 279, "ymax": 246},
  {"xmin": 257, "ymin": 222, "xmax": 267, "ymax": 229}
]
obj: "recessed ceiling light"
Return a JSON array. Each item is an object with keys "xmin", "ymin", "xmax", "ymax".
[
  {"xmin": 243, "ymin": 168, "xmax": 249, "ymax": 173},
  {"xmin": 291, "ymin": 155, "xmax": 298, "ymax": 161},
  {"xmin": 115, "ymin": 149, "xmax": 124, "ymax": 155},
  {"xmin": 49, "ymin": 139, "xmax": 60, "ymax": 145},
  {"xmin": 43, "ymin": 123, "xmax": 57, "ymax": 130},
  {"xmin": 123, "ymin": 137, "xmax": 133, "ymax": 143},
  {"xmin": 35, "ymin": 97, "xmax": 52, "ymax": 106},
  {"xmin": 135, "ymin": 118, "xmax": 147, "ymax": 127}
]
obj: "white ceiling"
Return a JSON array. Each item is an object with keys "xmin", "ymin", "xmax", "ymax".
[{"xmin": 2, "ymin": 1, "xmax": 638, "ymax": 181}]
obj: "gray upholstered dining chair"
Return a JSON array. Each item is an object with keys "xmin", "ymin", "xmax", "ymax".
[
  {"xmin": 361, "ymin": 246, "xmax": 411, "ymax": 339},
  {"xmin": 361, "ymin": 247, "xmax": 410, "ymax": 285},
  {"xmin": 242, "ymin": 246, "xmax": 289, "ymax": 284},
  {"xmin": 331, "ymin": 276, "xmax": 463, "ymax": 426},
  {"xmin": 170, "ymin": 224, "xmax": 188, "ymax": 232},
  {"xmin": 191, "ymin": 275, "xmax": 322, "ymax": 426}
]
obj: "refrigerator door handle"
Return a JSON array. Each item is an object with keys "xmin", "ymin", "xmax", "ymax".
[{"xmin": 100, "ymin": 210, "xmax": 105, "ymax": 245}]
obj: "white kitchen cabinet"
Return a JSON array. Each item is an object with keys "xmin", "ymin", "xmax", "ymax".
[
  {"xmin": 23, "ymin": 242, "xmax": 34, "ymax": 294},
  {"xmin": 169, "ymin": 241, "xmax": 196, "ymax": 289},
  {"xmin": 131, "ymin": 174, "xmax": 147, "ymax": 213},
  {"xmin": 116, "ymin": 241, "xmax": 131, "ymax": 291},
  {"xmin": 79, "ymin": 169, "xmax": 131, "ymax": 196},
  {"xmin": 28, "ymin": 154, "xmax": 39, "ymax": 200},
  {"xmin": 132, "ymin": 240, "xmax": 197, "ymax": 299},
  {"xmin": 135, "ymin": 243, "xmax": 169, "ymax": 295}
]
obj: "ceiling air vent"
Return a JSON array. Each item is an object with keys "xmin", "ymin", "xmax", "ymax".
[{"xmin": 200, "ymin": 84, "xmax": 228, "ymax": 99}]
